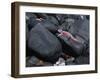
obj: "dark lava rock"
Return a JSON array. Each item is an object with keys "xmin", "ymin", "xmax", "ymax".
[
  {"xmin": 26, "ymin": 25, "xmax": 29, "ymax": 41},
  {"xmin": 26, "ymin": 56, "xmax": 53, "ymax": 67},
  {"xmin": 27, "ymin": 17, "xmax": 41, "ymax": 30},
  {"xmin": 26, "ymin": 56, "xmax": 40, "ymax": 67},
  {"xmin": 38, "ymin": 20, "xmax": 59, "ymax": 33},
  {"xmin": 57, "ymin": 17, "xmax": 89, "ymax": 57},
  {"xmin": 26, "ymin": 12, "xmax": 37, "ymax": 20},
  {"xmin": 75, "ymin": 56, "xmax": 89, "ymax": 64},
  {"xmin": 57, "ymin": 33, "xmax": 84, "ymax": 57},
  {"xmin": 28, "ymin": 24, "xmax": 62, "ymax": 63}
]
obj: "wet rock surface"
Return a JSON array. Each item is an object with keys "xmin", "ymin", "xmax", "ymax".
[{"xmin": 26, "ymin": 12, "xmax": 90, "ymax": 67}]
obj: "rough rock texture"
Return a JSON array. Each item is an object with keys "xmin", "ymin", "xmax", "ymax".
[{"xmin": 26, "ymin": 13, "xmax": 90, "ymax": 66}]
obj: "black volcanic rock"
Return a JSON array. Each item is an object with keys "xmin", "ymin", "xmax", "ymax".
[{"xmin": 28, "ymin": 24, "xmax": 62, "ymax": 63}]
